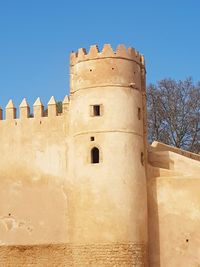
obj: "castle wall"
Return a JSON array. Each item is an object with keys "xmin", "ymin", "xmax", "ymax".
[
  {"xmin": 148, "ymin": 147, "xmax": 200, "ymax": 266},
  {"xmin": 0, "ymin": 45, "xmax": 149, "ymax": 267},
  {"xmin": 1, "ymin": 43, "xmax": 200, "ymax": 266},
  {"xmin": 0, "ymin": 111, "xmax": 70, "ymax": 245},
  {"xmin": 148, "ymin": 177, "xmax": 200, "ymax": 266}
]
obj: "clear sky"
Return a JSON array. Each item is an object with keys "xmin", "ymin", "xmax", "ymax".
[{"xmin": 0, "ymin": 0, "xmax": 200, "ymax": 109}]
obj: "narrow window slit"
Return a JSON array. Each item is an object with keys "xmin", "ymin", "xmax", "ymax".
[
  {"xmin": 91, "ymin": 147, "xmax": 99, "ymax": 164},
  {"xmin": 141, "ymin": 152, "xmax": 144, "ymax": 165},
  {"xmin": 138, "ymin": 107, "xmax": 141, "ymax": 120}
]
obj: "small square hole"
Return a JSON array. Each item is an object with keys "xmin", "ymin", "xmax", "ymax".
[{"xmin": 90, "ymin": 136, "xmax": 95, "ymax": 141}]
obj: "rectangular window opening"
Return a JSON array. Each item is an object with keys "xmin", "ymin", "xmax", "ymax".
[
  {"xmin": 93, "ymin": 105, "xmax": 100, "ymax": 116},
  {"xmin": 90, "ymin": 104, "xmax": 102, "ymax": 117}
]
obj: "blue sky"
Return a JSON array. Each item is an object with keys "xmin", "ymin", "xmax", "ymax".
[{"xmin": 0, "ymin": 0, "xmax": 200, "ymax": 109}]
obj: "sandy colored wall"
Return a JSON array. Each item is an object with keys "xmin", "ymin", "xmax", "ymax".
[
  {"xmin": 0, "ymin": 113, "xmax": 69, "ymax": 245},
  {"xmin": 0, "ymin": 44, "xmax": 149, "ymax": 266},
  {"xmin": 148, "ymin": 144, "xmax": 200, "ymax": 266},
  {"xmin": 0, "ymin": 243, "xmax": 146, "ymax": 267},
  {"xmin": 149, "ymin": 177, "xmax": 200, "ymax": 266},
  {"xmin": 69, "ymin": 87, "xmax": 147, "ymax": 243},
  {"xmin": 3, "ymin": 43, "xmax": 200, "ymax": 266},
  {"xmin": 68, "ymin": 44, "xmax": 148, "ymax": 267}
]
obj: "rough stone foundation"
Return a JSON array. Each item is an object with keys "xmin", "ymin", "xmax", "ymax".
[{"xmin": 0, "ymin": 243, "xmax": 147, "ymax": 266}]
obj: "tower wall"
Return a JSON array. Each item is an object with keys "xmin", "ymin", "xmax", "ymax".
[{"xmin": 69, "ymin": 45, "xmax": 148, "ymax": 265}]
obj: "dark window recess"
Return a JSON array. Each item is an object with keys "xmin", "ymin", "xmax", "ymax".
[
  {"xmin": 138, "ymin": 107, "xmax": 141, "ymax": 120},
  {"xmin": 91, "ymin": 147, "xmax": 99, "ymax": 164},
  {"xmin": 93, "ymin": 105, "xmax": 100, "ymax": 116},
  {"xmin": 90, "ymin": 104, "xmax": 102, "ymax": 117},
  {"xmin": 141, "ymin": 152, "xmax": 144, "ymax": 165},
  {"xmin": 90, "ymin": 136, "xmax": 95, "ymax": 141}
]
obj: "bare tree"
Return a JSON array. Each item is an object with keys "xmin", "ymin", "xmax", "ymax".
[{"xmin": 147, "ymin": 78, "xmax": 200, "ymax": 153}]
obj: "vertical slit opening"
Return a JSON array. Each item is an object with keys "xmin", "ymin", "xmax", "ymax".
[
  {"xmin": 138, "ymin": 107, "xmax": 141, "ymax": 120},
  {"xmin": 91, "ymin": 147, "xmax": 99, "ymax": 164},
  {"xmin": 141, "ymin": 152, "xmax": 144, "ymax": 165}
]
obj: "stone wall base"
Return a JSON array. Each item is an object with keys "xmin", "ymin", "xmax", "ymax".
[{"xmin": 0, "ymin": 243, "xmax": 147, "ymax": 266}]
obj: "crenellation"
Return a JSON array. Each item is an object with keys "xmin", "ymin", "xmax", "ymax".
[
  {"xmin": 101, "ymin": 43, "xmax": 114, "ymax": 57},
  {"xmin": 62, "ymin": 95, "xmax": 70, "ymax": 113},
  {"xmin": 128, "ymin": 47, "xmax": 136, "ymax": 57},
  {"xmin": 48, "ymin": 96, "xmax": 57, "ymax": 117},
  {"xmin": 6, "ymin": 99, "xmax": 17, "ymax": 120},
  {"xmin": 19, "ymin": 98, "xmax": 30, "ymax": 119},
  {"xmin": 70, "ymin": 52, "xmax": 77, "ymax": 66},
  {"xmin": 70, "ymin": 43, "xmax": 144, "ymax": 66},
  {"xmin": 88, "ymin": 44, "xmax": 99, "ymax": 58},
  {"xmin": 116, "ymin": 44, "xmax": 128, "ymax": 57},
  {"xmin": 0, "ymin": 95, "xmax": 70, "ymax": 123},
  {"xmin": 33, "ymin": 97, "xmax": 44, "ymax": 118},
  {"xmin": 77, "ymin": 47, "xmax": 87, "ymax": 60}
]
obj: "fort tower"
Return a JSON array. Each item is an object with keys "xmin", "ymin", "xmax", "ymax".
[
  {"xmin": 68, "ymin": 44, "xmax": 148, "ymax": 265},
  {"xmin": 1, "ymin": 43, "xmax": 200, "ymax": 266}
]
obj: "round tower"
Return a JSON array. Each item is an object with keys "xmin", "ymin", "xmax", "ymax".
[{"xmin": 69, "ymin": 44, "xmax": 148, "ymax": 266}]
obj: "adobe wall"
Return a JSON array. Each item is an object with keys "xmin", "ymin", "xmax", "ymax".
[
  {"xmin": 148, "ymin": 145, "xmax": 200, "ymax": 266},
  {"xmin": 0, "ymin": 102, "xmax": 70, "ymax": 245},
  {"xmin": 69, "ymin": 44, "xmax": 148, "ymax": 266},
  {"xmin": 0, "ymin": 43, "xmax": 149, "ymax": 266},
  {"xmin": 149, "ymin": 177, "xmax": 200, "ymax": 266},
  {"xmin": 2, "ymin": 43, "xmax": 200, "ymax": 266}
]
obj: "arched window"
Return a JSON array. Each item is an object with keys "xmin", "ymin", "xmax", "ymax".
[{"xmin": 91, "ymin": 147, "xmax": 99, "ymax": 164}]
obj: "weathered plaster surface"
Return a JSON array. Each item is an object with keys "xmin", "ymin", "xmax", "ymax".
[
  {"xmin": 148, "ymin": 142, "xmax": 200, "ymax": 266},
  {"xmin": 0, "ymin": 116, "xmax": 69, "ymax": 245},
  {"xmin": 0, "ymin": 44, "xmax": 199, "ymax": 266}
]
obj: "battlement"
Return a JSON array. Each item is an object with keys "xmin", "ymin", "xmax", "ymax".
[
  {"xmin": 0, "ymin": 95, "xmax": 70, "ymax": 121},
  {"xmin": 70, "ymin": 44, "xmax": 145, "ymax": 66}
]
